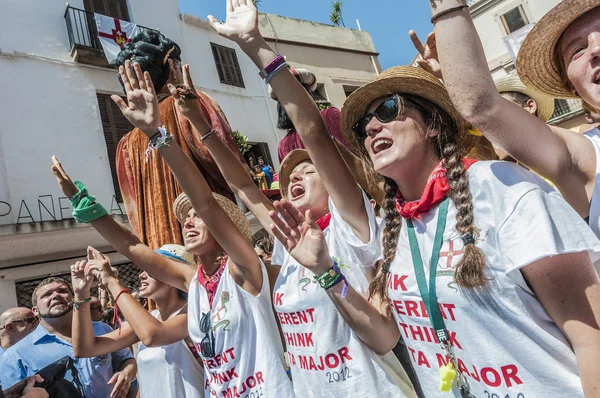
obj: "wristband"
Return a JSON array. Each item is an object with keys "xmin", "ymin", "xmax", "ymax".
[
  {"xmin": 258, "ymin": 55, "xmax": 285, "ymax": 79},
  {"xmin": 431, "ymin": 5, "xmax": 468, "ymax": 24},
  {"xmin": 265, "ymin": 62, "xmax": 290, "ymax": 86},
  {"xmin": 315, "ymin": 257, "xmax": 349, "ymax": 298},
  {"xmin": 145, "ymin": 126, "xmax": 173, "ymax": 161},
  {"xmin": 71, "ymin": 181, "xmax": 108, "ymax": 223},
  {"xmin": 72, "ymin": 296, "xmax": 92, "ymax": 310}
]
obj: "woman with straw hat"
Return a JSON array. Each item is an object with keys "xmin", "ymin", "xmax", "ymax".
[
  {"xmin": 413, "ymin": 0, "xmax": 600, "ymax": 243},
  {"xmin": 164, "ymin": 2, "xmax": 419, "ymax": 397},
  {"xmin": 69, "ymin": 245, "xmax": 204, "ymax": 398},
  {"xmin": 50, "ymin": 63, "xmax": 293, "ymax": 398},
  {"xmin": 266, "ymin": 63, "xmax": 600, "ymax": 397}
]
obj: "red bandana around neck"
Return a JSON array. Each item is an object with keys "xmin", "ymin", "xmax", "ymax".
[
  {"xmin": 196, "ymin": 256, "xmax": 228, "ymax": 306},
  {"xmin": 396, "ymin": 158, "xmax": 478, "ymax": 219},
  {"xmin": 316, "ymin": 213, "xmax": 332, "ymax": 230}
]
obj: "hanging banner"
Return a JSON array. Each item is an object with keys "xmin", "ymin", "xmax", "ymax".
[{"xmin": 94, "ymin": 13, "xmax": 139, "ymax": 64}]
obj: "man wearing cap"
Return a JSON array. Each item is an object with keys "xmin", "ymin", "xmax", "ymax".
[
  {"xmin": 418, "ymin": 0, "xmax": 600, "ymax": 238},
  {"xmin": 0, "ymin": 308, "xmax": 39, "ymax": 355}
]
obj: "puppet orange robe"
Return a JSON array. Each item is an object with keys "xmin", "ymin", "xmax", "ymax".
[{"xmin": 116, "ymin": 91, "xmax": 245, "ymax": 249}]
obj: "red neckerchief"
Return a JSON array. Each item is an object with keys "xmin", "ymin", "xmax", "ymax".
[
  {"xmin": 396, "ymin": 159, "xmax": 478, "ymax": 219},
  {"xmin": 197, "ymin": 256, "xmax": 228, "ymax": 307},
  {"xmin": 316, "ymin": 213, "xmax": 331, "ymax": 230}
]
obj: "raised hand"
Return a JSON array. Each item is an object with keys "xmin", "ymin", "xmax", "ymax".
[
  {"xmin": 71, "ymin": 260, "xmax": 93, "ymax": 296},
  {"xmin": 85, "ymin": 249, "xmax": 117, "ymax": 287},
  {"xmin": 112, "ymin": 60, "xmax": 161, "ymax": 135},
  {"xmin": 208, "ymin": 0, "xmax": 260, "ymax": 45},
  {"xmin": 269, "ymin": 200, "xmax": 332, "ymax": 276},
  {"xmin": 410, "ymin": 30, "xmax": 442, "ymax": 80},
  {"xmin": 167, "ymin": 64, "xmax": 208, "ymax": 127},
  {"xmin": 51, "ymin": 156, "xmax": 78, "ymax": 199}
]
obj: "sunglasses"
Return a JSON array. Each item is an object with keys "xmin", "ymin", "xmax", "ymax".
[
  {"xmin": 352, "ymin": 95, "xmax": 401, "ymax": 141},
  {"xmin": 0, "ymin": 316, "xmax": 39, "ymax": 330},
  {"xmin": 199, "ymin": 312, "xmax": 216, "ymax": 358}
]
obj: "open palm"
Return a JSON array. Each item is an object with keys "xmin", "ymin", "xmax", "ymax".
[
  {"xmin": 269, "ymin": 200, "xmax": 331, "ymax": 275},
  {"xmin": 112, "ymin": 60, "xmax": 161, "ymax": 134},
  {"xmin": 208, "ymin": 0, "xmax": 259, "ymax": 44}
]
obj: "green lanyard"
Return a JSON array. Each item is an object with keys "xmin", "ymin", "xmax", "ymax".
[
  {"xmin": 406, "ymin": 198, "xmax": 474, "ymax": 397},
  {"xmin": 406, "ymin": 198, "xmax": 450, "ymax": 342}
]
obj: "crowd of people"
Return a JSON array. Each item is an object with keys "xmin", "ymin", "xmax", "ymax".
[{"xmin": 2, "ymin": 0, "xmax": 600, "ymax": 396}]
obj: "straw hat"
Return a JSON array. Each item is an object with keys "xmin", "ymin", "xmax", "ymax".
[
  {"xmin": 155, "ymin": 244, "xmax": 195, "ymax": 266},
  {"xmin": 494, "ymin": 73, "xmax": 555, "ymax": 121},
  {"xmin": 517, "ymin": 0, "xmax": 600, "ymax": 98},
  {"xmin": 279, "ymin": 139, "xmax": 385, "ymax": 205},
  {"xmin": 341, "ymin": 66, "xmax": 469, "ymax": 147},
  {"xmin": 173, "ymin": 192, "xmax": 252, "ymax": 241}
]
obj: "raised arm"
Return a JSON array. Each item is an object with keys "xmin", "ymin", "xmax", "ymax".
[
  {"xmin": 112, "ymin": 60, "xmax": 262, "ymax": 295},
  {"xmin": 269, "ymin": 200, "xmax": 399, "ymax": 354},
  {"xmin": 426, "ymin": 1, "xmax": 595, "ymax": 215},
  {"xmin": 51, "ymin": 157, "xmax": 194, "ymax": 292},
  {"xmin": 174, "ymin": 65, "xmax": 275, "ymax": 235},
  {"xmin": 208, "ymin": 0, "xmax": 369, "ymax": 241}
]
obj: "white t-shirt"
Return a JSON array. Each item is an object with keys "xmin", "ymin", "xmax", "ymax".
[
  {"xmin": 584, "ymin": 127, "xmax": 600, "ymax": 238},
  {"xmin": 137, "ymin": 306, "xmax": 204, "ymax": 398},
  {"xmin": 386, "ymin": 161, "xmax": 600, "ymax": 397},
  {"xmin": 272, "ymin": 192, "xmax": 416, "ymax": 398},
  {"xmin": 188, "ymin": 260, "xmax": 294, "ymax": 398}
]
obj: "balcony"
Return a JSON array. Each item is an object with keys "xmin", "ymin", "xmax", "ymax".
[{"xmin": 64, "ymin": 5, "xmax": 156, "ymax": 68}]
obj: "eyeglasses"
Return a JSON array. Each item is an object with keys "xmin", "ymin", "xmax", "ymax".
[
  {"xmin": 0, "ymin": 316, "xmax": 39, "ymax": 330},
  {"xmin": 199, "ymin": 312, "xmax": 215, "ymax": 358},
  {"xmin": 352, "ymin": 95, "xmax": 401, "ymax": 141}
]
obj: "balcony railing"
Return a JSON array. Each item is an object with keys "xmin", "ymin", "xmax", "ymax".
[{"xmin": 64, "ymin": 5, "xmax": 156, "ymax": 53}]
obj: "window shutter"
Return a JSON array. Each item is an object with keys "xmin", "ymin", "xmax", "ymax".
[
  {"xmin": 97, "ymin": 93, "xmax": 133, "ymax": 202},
  {"xmin": 210, "ymin": 43, "xmax": 245, "ymax": 88},
  {"xmin": 84, "ymin": 0, "xmax": 130, "ymax": 21}
]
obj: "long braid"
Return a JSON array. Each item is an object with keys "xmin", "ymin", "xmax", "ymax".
[
  {"xmin": 368, "ymin": 177, "xmax": 401, "ymax": 315},
  {"xmin": 441, "ymin": 131, "xmax": 488, "ymax": 288}
]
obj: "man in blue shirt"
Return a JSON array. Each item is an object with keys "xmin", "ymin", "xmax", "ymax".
[
  {"xmin": 0, "ymin": 277, "xmax": 136, "ymax": 397},
  {"xmin": 0, "ymin": 307, "xmax": 39, "ymax": 356}
]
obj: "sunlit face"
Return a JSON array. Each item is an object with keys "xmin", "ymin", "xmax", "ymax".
[
  {"xmin": 33, "ymin": 282, "xmax": 73, "ymax": 319},
  {"xmin": 287, "ymin": 161, "xmax": 329, "ymax": 217},
  {"xmin": 361, "ymin": 96, "xmax": 433, "ymax": 178},
  {"xmin": 182, "ymin": 208, "xmax": 218, "ymax": 254},
  {"xmin": 560, "ymin": 7, "xmax": 600, "ymax": 108},
  {"xmin": 138, "ymin": 271, "xmax": 169, "ymax": 300},
  {"xmin": 1, "ymin": 309, "xmax": 38, "ymax": 343}
]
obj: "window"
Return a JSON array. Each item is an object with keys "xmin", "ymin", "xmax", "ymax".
[
  {"xmin": 343, "ymin": 85, "xmax": 360, "ymax": 98},
  {"xmin": 84, "ymin": 0, "xmax": 130, "ymax": 21},
  {"xmin": 97, "ymin": 93, "xmax": 134, "ymax": 202},
  {"xmin": 244, "ymin": 143, "xmax": 274, "ymax": 170},
  {"xmin": 500, "ymin": 6, "xmax": 528, "ymax": 34},
  {"xmin": 211, "ymin": 43, "xmax": 245, "ymax": 88}
]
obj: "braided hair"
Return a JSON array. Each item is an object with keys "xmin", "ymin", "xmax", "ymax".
[
  {"xmin": 367, "ymin": 94, "xmax": 486, "ymax": 310},
  {"xmin": 116, "ymin": 30, "xmax": 182, "ymax": 93}
]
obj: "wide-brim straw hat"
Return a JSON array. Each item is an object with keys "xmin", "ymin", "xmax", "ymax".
[
  {"xmin": 494, "ymin": 73, "xmax": 555, "ymax": 121},
  {"xmin": 517, "ymin": 0, "xmax": 600, "ymax": 98},
  {"xmin": 279, "ymin": 139, "xmax": 385, "ymax": 205},
  {"xmin": 341, "ymin": 66, "xmax": 471, "ymax": 153},
  {"xmin": 173, "ymin": 192, "xmax": 252, "ymax": 241}
]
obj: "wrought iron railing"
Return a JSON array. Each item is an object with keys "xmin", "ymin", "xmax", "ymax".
[{"xmin": 64, "ymin": 5, "xmax": 156, "ymax": 52}]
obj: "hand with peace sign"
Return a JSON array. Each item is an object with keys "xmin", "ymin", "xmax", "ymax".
[
  {"xmin": 111, "ymin": 60, "xmax": 162, "ymax": 136},
  {"xmin": 208, "ymin": 0, "xmax": 260, "ymax": 46},
  {"xmin": 410, "ymin": 30, "xmax": 443, "ymax": 80}
]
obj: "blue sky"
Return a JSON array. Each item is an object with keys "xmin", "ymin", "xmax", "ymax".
[{"xmin": 178, "ymin": 0, "xmax": 434, "ymax": 69}]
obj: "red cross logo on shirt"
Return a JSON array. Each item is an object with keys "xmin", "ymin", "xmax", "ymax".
[
  {"xmin": 98, "ymin": 18, "xmax": 132, "ymax": 48},
  {"xmin": 439, "ymin": 240, "xmax": 463, "ymax": 270}
]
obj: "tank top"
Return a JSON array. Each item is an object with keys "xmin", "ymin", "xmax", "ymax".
[
  {"xmin": 584, "ymin": 128, "xmax": 600, "ymax": 238},
  {"xmin": 137, "ymin": 306, "xmax": 204, "ymax": 398},
  {"xmin": 188, "ymin": 260, "xmax": 294, "ymax": 398}
]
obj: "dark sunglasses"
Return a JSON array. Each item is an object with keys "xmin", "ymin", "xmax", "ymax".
[
  {"xmin": 0, "ymin": 316, "xmax": 38, "ymax": 330},
  {"xmin": 352, "ymin": 95, "xmax": 400, "ymax": 140},
  {"xmin": 199, "ymin": 312, "xmax": 216, "ymax": 358}
]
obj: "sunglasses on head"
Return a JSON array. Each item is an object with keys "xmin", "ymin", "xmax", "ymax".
[
  {"xmin": 352, "ymin": 95, "xmax": 401, "ymax": 141},
  {"xmin": 199, "ymin": 312, "xmax": 216, "ymax": 358}
]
